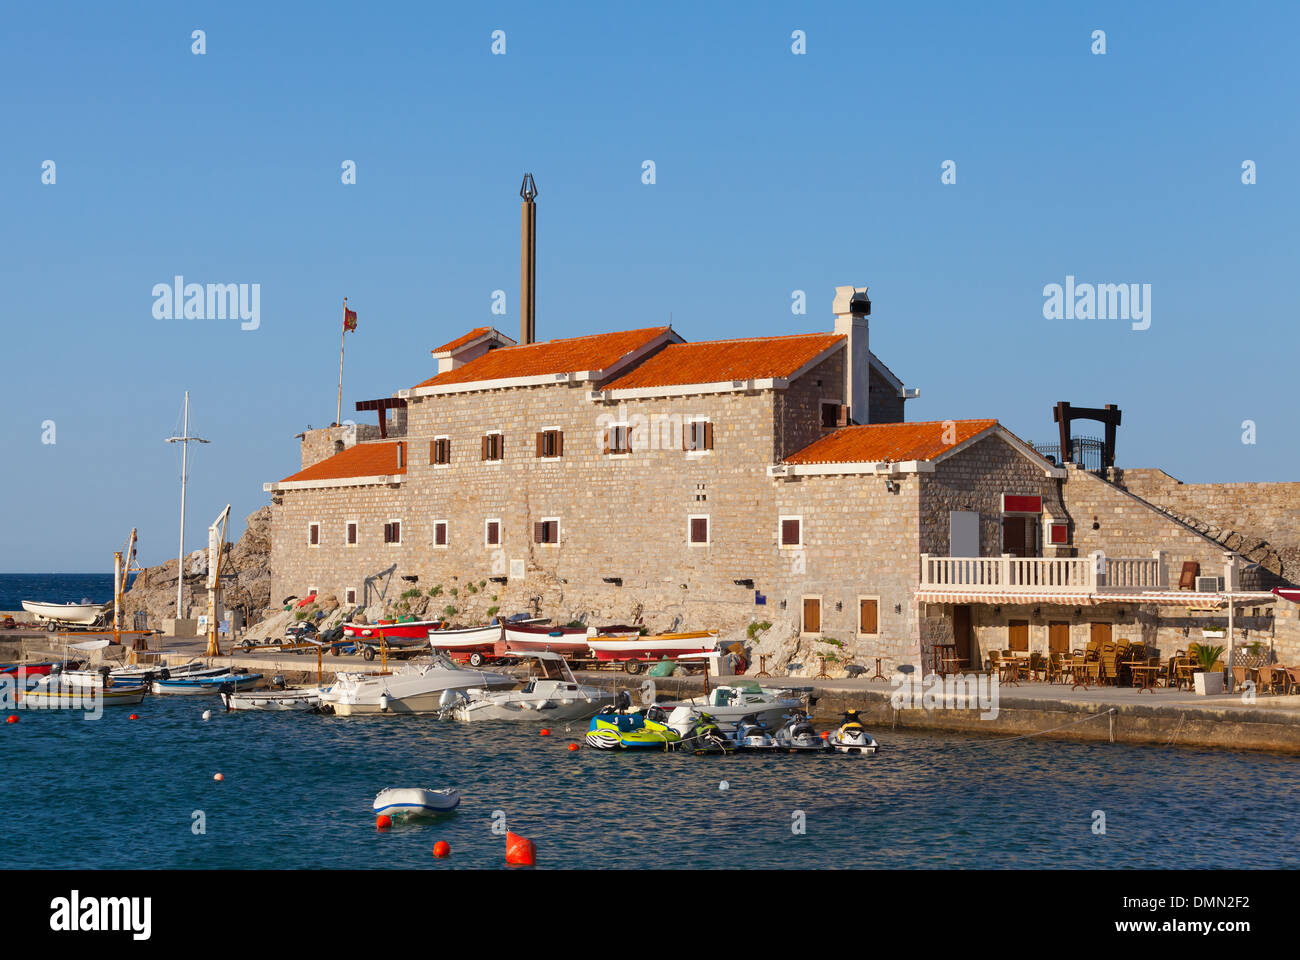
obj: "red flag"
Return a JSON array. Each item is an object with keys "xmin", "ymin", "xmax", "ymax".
[{"xmin": 343, "ymin": 307, "xmax": 358, "ymax": 333}]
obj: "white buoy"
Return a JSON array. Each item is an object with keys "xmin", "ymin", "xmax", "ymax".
[
  {"xmin": 378, "ymin": 694, "xmax": 391, "ymax": 713},
  {"xmin": 719, "ymin": 780, "xmax": 730, "ymax": 791},
  {"xmin": 201, "ymin": 710, "xmax": 212, "ymax": 721}
]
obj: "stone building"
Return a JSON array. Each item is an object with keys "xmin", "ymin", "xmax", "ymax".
[{"xmin": 264, "ymin": 285, "xmax": 1299, "ymax": 674}]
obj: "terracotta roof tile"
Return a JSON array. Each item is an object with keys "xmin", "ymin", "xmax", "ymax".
[
  {"xmin": 784, "ymin": 419, "xmax": 1000, "ymax": 465},
  {"xmin": 602, "ymin": 333, "xmax": 844, "ymax": 391},
  {"xmin": 416, "ymin": 326, "xmax": 671, "ymax": 389},
  {"xmin": 433, "ymin": 327, "xmax": 492, "ymax": 354},
  {"xmin": 281, "ymin": 441, "xmax": 407, "ymax": 484}
]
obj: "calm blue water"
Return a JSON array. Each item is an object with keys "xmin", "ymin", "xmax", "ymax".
[
  {"xmin": 0, "ymin": 573, "xmax": 130, "ymax": 611},
  {"xmin": 2, "ymin": 696, "xmax": 1297, "ymax": 869}
]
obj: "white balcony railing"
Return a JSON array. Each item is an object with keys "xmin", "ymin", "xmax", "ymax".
[{"xmin": 919, "ymin": 551, "xmax": 1166, "ymax": 594}]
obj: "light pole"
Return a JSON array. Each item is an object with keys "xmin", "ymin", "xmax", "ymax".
[{"xmin": 165, "ymin": 392, "xmax": 209, "ymax": 619}]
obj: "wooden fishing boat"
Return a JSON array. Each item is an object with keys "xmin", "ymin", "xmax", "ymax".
[
  {"xmin": 587, "ymin": 630, "xmax": 720, "ymax": 662},
  {"xmin": 343, "ymin": 619, "xmax": 443, "ymax": 643},
  {"xmin": 20, "ymin": 600, "xmax": 108, "ymax": 627},
  {"xmin": 427, "ymin": 623, "xmax": 502, "ymax": 652},
  {"xmin": 21, "ymin": 677, "xmax": 146, "ymax": 708},
  {"xmin": 502, "ymin": 622, "xmax": 594, "ymax": 655},
  {"xmin": 0, "ymin": 660, "xmax": 60, "ymax": 678}
]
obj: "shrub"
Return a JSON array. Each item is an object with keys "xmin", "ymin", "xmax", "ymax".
[
  {"xmin": 486, "ymin": 606, "xmax": 500, "ymax": 618},
  {"xmin": 565, "ymin": 620, "xmax": 586, "ymax": 629},
  {"xmin": 442, "ymin": 605, "xmax": 457, "ymax": 619},
  {"xmin": 450, "ymin": 587, "xmax": 459, "ymax": 597},
  {"xmin": 466, "ymin": 583, "xmax": 478, "ymax": 594},
  {"xmin": 429, "ymin": 585, "xmax": 442, "ymax": 598},
  {"xmin": 820, "ymin": 636, "xmax": 843, "ymax": 647},
  {"xmin": 747, "ymin": 621, "xmax": 773, "ymax": 639},
  {"xmin": 401, "ymin": 588, "xmax": 420, "ymax": 599}
]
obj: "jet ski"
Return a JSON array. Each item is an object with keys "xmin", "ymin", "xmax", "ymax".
[
  {"xmin": 666, "ymin": 707, "xmax": 735, "ymax": 755},
  {"xmin": 585, "ymin": 703, "xmax": 682, "ymax": 750},
  {"xmin": 774, "ymin": 711, "xmax": 831, "ymax": 752},
  {"xmin": 733, "ymin": 714, "xmax": 781, "ymax": 751},
  {"xmin": 827, "ymin": 709, "xmax": 879, "ymax": 755}
]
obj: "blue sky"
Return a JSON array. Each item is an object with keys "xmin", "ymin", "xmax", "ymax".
[{"xmin": 2, "ymin": 2, "xmax": 1297, "ymax": 571}]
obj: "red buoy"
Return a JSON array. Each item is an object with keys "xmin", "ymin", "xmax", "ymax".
[
  {"xmin": 5, "ymin": 715, "xmax": 17, "ymax": 724},
  {"xmin": 432, "ymin": 840, "xmax": 450, "ymax": 858},
  {"xmin": 506, "ymin": 831, "xmax": 536, "ymax": 866},
  {"xmin": 567, "ymin": 743, "xmax": 579, "ymax": 752},
  {"xmin": 213, "ymin": 772, "xmax": 224, "ymax": 781},
  {"xmin": 129, "ymin": 714, "xmax": 139, "ymax": 720},
  {"xmin": 820, "ymin": 730, "xmax": 830, "ymax": 739},
  {"xmin": 376, "ymin": 815, "xmax": 393, "ymax": 830},
  {"xmin": 539, "ymin": 728, "xmax": 550, "ymax": 736}
]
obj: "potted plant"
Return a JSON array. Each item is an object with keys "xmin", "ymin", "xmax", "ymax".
[
  {"xmin": 1201, "ymin": 627, "xmax": 1227, "ymax": 641},
  {"xmin": 1192, "ymin": 643, "xmax": 1226, "ymax": 695}
]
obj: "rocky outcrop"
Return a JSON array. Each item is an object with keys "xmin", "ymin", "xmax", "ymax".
[{"xmin": 123, "ymin": 506, "xmax": 272, "ymax": 627}]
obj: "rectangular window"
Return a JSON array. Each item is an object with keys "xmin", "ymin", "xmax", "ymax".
[
  {"xmin": 820, "ymin": 401, "xmax": 847, "ymax": 429},
  {"xmin": 858, "ymin": 597, "xmax": 879, "ymax": 636},
  {"xmin": 689, "ymin": 515, "xmax": 710, "ymax": 545},
  {"xmin": 308, "ymin": 522, "xmax": 320, "ymax": 547},
  {"xmin": 684, "ymin": 418, "xmax": 714, "ymax": 452},
  {"xmin": 604, "ymin": 424, "xmax": 631, "ymax": 455},
  {"xmin": 535, "ymin": 429, "xmax": 564, "ymax": 458},
  {"xmin": 780, "ymin": 516, "xmax": 802, "ymax": 547},
  {"xmin": 345, "ymin": 588, "xmax": 357, "ymax": 604},
  {"xmin": 533, "ymin": 518, "xmax": 560, "ymax": 544},
  {"xmin": 383, "ymin": 520, "xmax": 402, "ymax": 544},
  {"xmin": 1008, "ymin": 619, "xmax": 1030, "ymax": 653},
  {"xmin": 346, "ymin": 521, "xmax": 358, "ymax": 546},
  {"xmin": 430, "ymin": 437, "xmax": 451, "ymax": 465},
  {"xmin": 434, "ymin": 521, "xmax": 448, "ymax": 547},
  {"xmin": 801, "ymin": 596, "xmax": 822, "ymax": 635},
  {"xmin": 485, "ymin": 519, "xmax": 500, "ymax": 547},
  {"xmin": 481, "ymin": 432, "xmax": 504, "ymax": 461}
]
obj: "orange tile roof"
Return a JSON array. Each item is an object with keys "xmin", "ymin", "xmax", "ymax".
[
  {"xmin": 281, "ymin": 441, "xmax": 407, "ymax": 484},
  {"xmin": 784, "ymin": 419, "xmax": 1000, "ymax": 465},
  {"xmin": 432, "ymin": 327, "xmax": 493, "ymax": 354},
  {"xmin": 601, "ymin": 333, "xmax": 845, "ymax": 391},
  {"xmin": 415, "ymin": 326, "xmax": 671, "ymax": 390}
]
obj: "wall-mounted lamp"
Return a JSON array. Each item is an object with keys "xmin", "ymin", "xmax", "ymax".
[
  {"xmin": 602, "ymin": 576, "xmax": 623, "ymax": 586},
  {"xmin": 835, "ymin": 601, "xmax": 843, "ymax": 611},
  {"xmin": 779, "ymin": 599, "xmax": 787, "ymax": 610},
  {"xmin": 733, "ymin": 578, "xmax": 754, "ymax": 588},
  {"xmin": 488, "ymin": 575, "xmax": 508, "ymax": 584},
  {"xmin": 895, "ymin": 603, "xmax": 902, "ymax": 614},
  {"xmin": 1032, "ymin": 607, "xmax": 1041, "ymax": 618},
  {"xmin": 401, "ymin": 575, "xmax": 419, "ymax": 583},
  {"xmin": 884, "ymin": 479, "xmax": 899, "ymax": 494}
]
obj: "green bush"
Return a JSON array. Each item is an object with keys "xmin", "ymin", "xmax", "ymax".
[
  {"xmin": 747, "ymin": 621, "xmax": 773, "ymax": 638},
  {"xmin": 565, "ymin": 620, "xmax": 585, "ymax": 629},
  {"xmin": 401, "ymin": 588, "xmax": 420, "ymax": 599},
  {"xmin": 466, "ymin": 583, "xmax": 478, "ymax": 594},
  {"xmin": 429, "ymin": 585, "xmax": 442, "ymax": 598},
  {"xmin": 442, "ymin": 605, "xmax": 457, "ymax": 619},
  {"xmin": 486, "ymin": 606, "xmax": 500, "ymax": 618}
]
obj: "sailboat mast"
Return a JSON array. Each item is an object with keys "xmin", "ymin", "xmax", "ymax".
[{"xmin": 176, "ymin": 392, "xmax": 189, "ymax": 619}]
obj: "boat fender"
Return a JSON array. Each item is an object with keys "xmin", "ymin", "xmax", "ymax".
[
  {"xmin": 505, "ymin": 831, "xmax": 536, "ymax": 866},
  {"xmin": 378, "ymin": 694, "xmax": 391, "ymax": 713},
  {"xmin": 201, "ymin": 710, "xmax": 212, "ymax": 721},
  {"xmin": 158, "ymin": 668, "xmax": 171, "ymax": 681}
]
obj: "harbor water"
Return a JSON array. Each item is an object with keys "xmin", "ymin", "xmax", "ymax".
[
  {"xmin": 0, "ymin": 574, "xmax": 123, "ymax": 612},
  {"xmin": 3, "ymin": 695, "xmax": 1298, "ymax": 869}
]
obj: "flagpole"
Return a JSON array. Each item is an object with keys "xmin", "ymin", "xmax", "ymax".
[{"xmin": 337, "ymin": 297, "xmax": 347, "ymax": 426}]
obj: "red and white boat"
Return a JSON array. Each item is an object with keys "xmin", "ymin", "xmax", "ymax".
[
  {"xmin": 343, "ymin": 619, "xmax": 444, "ymax": 643},
  {"xmin": 587, "ymin": 631, "xmax": 720, "ymax": 662},
  {"xmin": 427, "ymin": 623, "xmax": 503, "ymax": 653},
  {"xmin": 0, "ymin": 660, "xmax": 60, "ymax": 678},
  {"xmin": 502, "ymin": 623, "xmax": 594, "ymax": 655}
]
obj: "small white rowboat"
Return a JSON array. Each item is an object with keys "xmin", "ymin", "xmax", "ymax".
[{"xmin": 372, "ymin": 787, "xmax": 460, "ymax": 818}]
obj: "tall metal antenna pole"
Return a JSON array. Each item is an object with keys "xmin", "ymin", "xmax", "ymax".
[
  {"xmin": 520, "ymin": 173, "xmax": 538, "ymax": 345},
  {"xmin": 165, "ymin": 391, "xmax": 210, "ymax": 619}
]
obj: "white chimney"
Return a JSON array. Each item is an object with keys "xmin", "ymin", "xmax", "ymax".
[{"xmin": 832, "ymin": 285, "xmax": 871, "ymax": 424}]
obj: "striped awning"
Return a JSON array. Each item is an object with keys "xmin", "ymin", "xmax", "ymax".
[
  {"xmin": 915, "ymin": 591, "xmax": 1097, "ymax": 606},
  {"xmin": 915, "ymin": 590, "xmax": 1238, "ymax": 608}
]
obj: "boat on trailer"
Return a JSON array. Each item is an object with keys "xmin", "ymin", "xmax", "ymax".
[
  {"xmin": 502, "ymin": 622, "xmax": 594, "ymax": 655},
  {"xmin": 427, "ymin": 623, "xmax": 503, "ymax": 654},
  {"xmin": 20, "ymin": 599, "xmax": 109, "ymax": 629},
  {"xmin": 344, "ymin": 619, "xmax": 443, "ymax": 643},
  {"xmin": 587, "ymin": 630, "xmax": 720, "ymax": 662}
]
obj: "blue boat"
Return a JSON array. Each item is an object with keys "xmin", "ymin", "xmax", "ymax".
[{"xmin": 150, "ymin": 671, "xmax": 262, "ymax": 696}]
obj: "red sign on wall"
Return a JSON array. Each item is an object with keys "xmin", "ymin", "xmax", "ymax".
[
  {"xmin": 1049, "ymin": 522, "xmax": 1069, "ymax": 544},
  {"xmin": 1002, "ymin": 494, "xmax": 1042, "ymax": 514}
]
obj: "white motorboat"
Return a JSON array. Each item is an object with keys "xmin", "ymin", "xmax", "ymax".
[
  {"xmin": 221, "ymin": 686, "xmax": 321, "ymax": 711},
  {"xmin": 151, "ymin": 671, "xmax": 262, "ymax": 695},
  {"xmin": 449, "ymin": 652, "xmax": 613, "ymax": 722},
  {"xmin": 61, "ymin": 649, "xmax": 226, "ymax": 690},
  {"xmin": 665, "ymin": 680, "xmax": 806, "ymax": 730},
  {"xmin": 373, "ymin": 787, "xmax": 459, "ymax": 818},
  {"xmin": 327, "ymin": 652, "xmax": 515, "ymax": 716},
  {"xmin": 21, "ymin": 599, "xmax": 109, "ymax": 627}
]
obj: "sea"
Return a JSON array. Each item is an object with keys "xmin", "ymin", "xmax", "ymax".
[
  {"xmin": 2, "ymin": 696, "xmax": 1298, "ymax": 869},
  {"xmin": 0, "ymin": 573, "xmax": 130, "ymax": 612}
]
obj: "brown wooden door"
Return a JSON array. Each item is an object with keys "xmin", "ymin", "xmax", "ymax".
[
  {"xmin": 858, "ymin": 599, "xmax": 878, "ymax": 635},
  {"xmin": 1003, "ymin": 517, "xmax": 1028, "ymax": 557},
  {"xmin": 802, "ymin": 598, "xmax": 821, "ymax": 634},
  {"xmin": 1008, "ymin": 619, "xmax": 1029, "ymax": 652},
  {"xmin": 1048, "ymin": 621, "xmax": 1070, "ymax": 653},
  {"xmin": 1090, "ymin": 622, "xmax": 1112, "ymax": 645},
  {"xmin": 953, "ymin": 605, "xmax": 973, "ymax": 666}
]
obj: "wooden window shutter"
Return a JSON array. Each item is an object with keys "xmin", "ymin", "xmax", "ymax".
[
  {"xmin": 429, "ymin": 441, "xmax": 436, "ymax": 465},
  {"xmin": 481, "ymin": 436, "xmax": 488, "ymax": 460},
  {"xmin": 859, "ymin": 599, "xmax": 878, "ymax": 635},
  {"xmin": 382, "ymin": 522, "xmax": 391, "ymax": 544},
  {"xmin": 347, "ymin": 522, "xmax": 356, "ymax": 545},
  {"xmin": 555, "ymin": 431, "xmax": 563, "ymax": 457},
  {"xmin": 547, "ymin": 520, "xmax": 558, "ymax": 543},
  {"xmin": 392, "ymin": 521, "xmax": 400, "ymax": 543},
  {"xmin": 782, "ymin": 518, "xmax": 800, "ymax": 546},
  {"xmin": 535, "ymin": 432, "xmax": 544, "ymax": 457},
  {"xmin": 682, "ymin": 423, "xmax": 690, "ymax": 451},
  {"xmin": 309, "ymin": 524, "xmax": 318, "ymax": 545},
  {"xmin": 704, "ymin": 421, "xmax": 714, "ymax": 450},
  {"xmin": 837, "ymin": 404, "xmax": 849, "ymax": 427},
  {"xmin": 534, "ymin": 522, "xmax": 544, "ymax": 543},
  {"xmin": 691, "ymin": 517, "xmax": 708, "ymax": 543},
  {"xmin": 602, "ymin": 428, "xmax": 611, "ymax": 455},
  {"xmin": 436, "ymin": 522, "xmax": 446, "ymax": 546}
]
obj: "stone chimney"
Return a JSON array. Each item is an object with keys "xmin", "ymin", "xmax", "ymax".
[{"xmin": 832, "ymin": 285, "xmax": 871, "ymax": 424}]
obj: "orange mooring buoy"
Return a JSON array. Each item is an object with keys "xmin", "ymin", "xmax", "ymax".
[
  {"xmin": 5, "ymin": 715, "xmax": 17, "ymax": 724},
  {"xmin": 820, "ymin": 730, "xmax": 830, "ymax": 739},
  {"xmin": 433, "ymin": 840, "xmax": 450, "ymax": 858},
  {"xmin": 567, "ymin": 743, "xmax": 579, "ymax": 752},
  {"xmin": 213, "ymin": 772, "xmax": 224, "ymax": 781},
  {"xmin": 129, "ymin": 714, "xmax": 139, "ymax": 720},
  {"xmin": 376, "ymin": 815, "xmax": 393, "ymax": 830},
  {"xmin": 539, "ymin": 728, "xmax": 550, "ymax": 736},
  {"xmin": 506, "ymin": 831, "xmax": 536, "ymax": 866}
]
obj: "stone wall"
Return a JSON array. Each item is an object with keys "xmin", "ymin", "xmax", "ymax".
[
  {"xmin": 298, "ymin": 423, "xmax": 386, "ymax": 470},
  {"xmin": 1112, "ymin": 467, "xmax": 1300, "ymax": 586}
]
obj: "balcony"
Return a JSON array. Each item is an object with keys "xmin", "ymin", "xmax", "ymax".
[{"xmin": 919, "ymin": 551, "xmax": 1167, "ymax": 596}]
